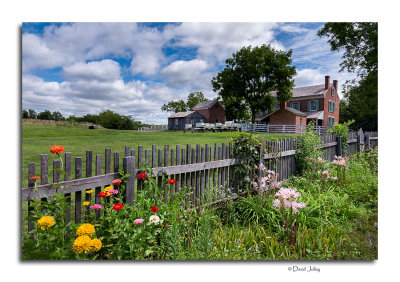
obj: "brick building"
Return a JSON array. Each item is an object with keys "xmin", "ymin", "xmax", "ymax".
[
  {"xmin": 258, "ymin": 75, "xmax": 340, "ymax": 127},
  {"xmin": 167, "ymin": 99, "xmax": 226, "ymax": 130}
]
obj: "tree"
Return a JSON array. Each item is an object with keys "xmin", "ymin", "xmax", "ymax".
[
  {"xmin": 52, "ymin": 111, "xmax": 65, "ymax": 121},
  {"xmin": 22, "ymin": 110, "xmax": 29, "ymax": 119},
  {"xmin": 37, "ymin": 110, "xmax": 52, "ymax": 120},
  {"xmin": 211, "ymin": 44, "xmax": 297, "ymax": 123},
  {"xmin": 28, "ymin": 109, "xmax": 37, "ymax": 119},
  {"xmin": 161, "ymin": 91, "xmax": 209, "ymax": 113},
  {"xmin": 318, "ymin": 22, "xmax": 377, "ymax": 130}
]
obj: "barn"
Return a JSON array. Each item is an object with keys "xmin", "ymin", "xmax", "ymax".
[
  {"xmin": 167, "ymin": 111, "xmax": 206, "ymax": 130},
  {"xmin": 192, "ymin": 99, "xmax": 226, "ymax": 124}
]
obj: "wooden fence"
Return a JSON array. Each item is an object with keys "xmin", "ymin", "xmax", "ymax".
[
  {"xmin": 22, "ymin": 130, "xmax": 377, "ymax": 231},
  {"xmin": 241, "ymin": 123, "xmax": 331, "ymax": 135},
  {"xmin": 138, "ymin": 125, "xmax": 168, "ymax": 131}
]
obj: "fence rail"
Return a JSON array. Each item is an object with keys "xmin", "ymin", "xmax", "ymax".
[
  {"xmin": 22, "ymin": 130, "xmax": 377, "ymax": 231},
  {"xmin": 138, "ymin": 125, "xmax": 168, "ymax": 131},
  {"xmin": 241, "ymin": 123, "xmax": 331, "ymax": 135}
]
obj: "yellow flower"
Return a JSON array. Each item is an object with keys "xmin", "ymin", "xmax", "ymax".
[
  {"xmin": 72, "ymin": 235, "xmax": 92, "ymax": 254},
  {"xmin": 90, "ymin": 238, "xmax": 102, "ymax": 252},
  {"xmin": 76, "ymin": 223, "xmax": 95, "ymax": 238},
  {"xmin": 83, "ymin": 201, "xmax": 90, "ymax": 206},
  {"xmin": 37, "ymin": 216, "xmax": 55, "ymax": 230},
  {"xmin": 104, "ymin": 186, "xmax": 113, "ymax": 192},
  {"xmin": 86, "ymin": 189, "xmax": 94, "ymax": 194}
]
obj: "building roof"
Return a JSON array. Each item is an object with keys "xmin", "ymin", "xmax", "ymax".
[
  {"xmin": 285, "ymin": 107, "xmax": 307, "ymax": 116},
  {"xmin": 270, "ymin": 84, "xmax": 327, "ymax": 98},
  {"xmin": 193, "ymin": 99, "xmax": 224, "ymax": 110},
  {"xmin": 305, "ymin": 111, "xmax": 324, "ymax": 120},
  {"xmin": 168, "ymin": 111, "xmax": 195, "ymax": 118}
]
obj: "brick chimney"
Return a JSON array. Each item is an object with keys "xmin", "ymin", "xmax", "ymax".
[
  {"xmin": 333, "ymin": 80, "xmax": 338, "ymax": 90},
  {"xmin": 325, "ymin": 75, "xmax": 330, "ymax": 89},
  {"xmin": 279, "ymin": 101, "xmax": 287, "ymax": 109}
]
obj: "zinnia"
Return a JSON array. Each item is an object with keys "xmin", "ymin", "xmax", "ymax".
[
  {"xmin": 98, "ymin": 191, "xmax": 110, "ymax": 197},
  {"xmin": 37, "ymin": 216, "xmax": 55, "ymax": 230},
  {"xmin": 138, "ymin": 173, "xmax": 147, "ymax": 180},
  {"xmin": 134, "ymin": 219, "xmax": 144, "ymax": 224},
  {"xmin": 112, "ymin": 203, "xmax": 124, "ymax": 210},
  {"xmin": 90, "ymin": 204, "xmax": 102, "ymax": 210},
  {"xmin": 72, "ymin": 235, "xmax": 92, "ymax": 254},
  {"xmin": 112, "ymin": 179, "xmax": 122, "ymax": 185},
  {"xmin": 150, "ymin": 205, "xmax": 159, "ymax": 213},
  {"xmin": 108, "ymin": 189, "xmax": 118, "ymax": 195},
  {"xmin": 104, "ymin": 186, "xmax": 113, "ymax": 192},
  {"xmin": 149, "ymin": 215, "xmax": 160, "ymax": 224},
  {"xmin": 168, "ymin": 179, "xmax": 177, "ymax": 184},
  {"xmin": 30, "ymin": 176, "xmax": 40, "ymax": 180},
  {"xmin": 50, "ymin": 145, "xmax": 64, "ymax": 155},
  {"xmin": 76, "ymin": 223, "xmax": 95, "ymax": 238},
  {"xmin": 83, "ymin": 201, "xmax": 90, "ymax": 206},
  {"xmin": 86, "ymin": 189, "xmax": 94, "ymax": 194}
]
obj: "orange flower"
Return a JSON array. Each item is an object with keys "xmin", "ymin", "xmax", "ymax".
[
  {"xmin": 50, "ymin": 145, "xmax": 65, "ymax": 155},
  {"xmin": 30, "ymin": 176, "xmax": 40, "ymax": 180},
  {"xmin": 168, "ymin": 179, "xmax": 177, "ymax": 184},
  {"xmin": 112, "ymin": 179, "xmax": 122, "ymax": 185}
]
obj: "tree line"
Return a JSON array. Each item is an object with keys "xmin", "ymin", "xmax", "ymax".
[{"xmin": 22, "ymin": 109, "xmax": 150, "ymax": 130}]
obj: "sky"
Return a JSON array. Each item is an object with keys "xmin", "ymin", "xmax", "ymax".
[{"xmin": 22, "ymin": 22, "xmax": 357, "ymax": 124}]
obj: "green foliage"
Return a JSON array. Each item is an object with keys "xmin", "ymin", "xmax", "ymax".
[
  {"xmin": 161, "ymin": 91, "xmax": 209, "ymax": 113},
  {"xmin": 22, "ymin": 110, "xmax": 29, "ymax": 119},
  {"xmin": 28, "ymin": 109, "xmax": 37, "ymax": 119},
  {"xmin": 295, "ymin": 122, "xmax": 323, "ymax": 174},
  {"xmin": 328, "ymin": 120, "xmax": 354, "ymax": 153},
  {"xmin": 318, "ymin": 22, "xmax": 378, "ymax": 131},
  {"xmin": 51, "ymin": 111, "xmax": 65, "ymax": 121},
  {"xmin": 231, "ymin": 132, "xmax": 263, "ymax": 191},
  {"xmin": 37, "ymin": 110, "xmax": 53, "ymax": 120},
  {"xmin": 211, "ymin": 44, "xmax": 297, "ymax": 123}
]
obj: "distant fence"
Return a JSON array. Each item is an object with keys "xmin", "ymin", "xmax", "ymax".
[
  {"xmin": 241, "ymin": 124, "xmax": 331, "ymax": 135},
  {"xmin": 138, "ymin": 125, "xmax": 167, "ymax": 131},
  {"xmin": 22, "ymin": 129, "xmax": 377, "ymax": 231}
]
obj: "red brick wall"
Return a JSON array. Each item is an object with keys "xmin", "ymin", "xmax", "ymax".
[
  {"xmin": 270, "ymin": 109, "xmax": 298, "ymax": 125},
  {"xmin": 323, "ymin": 85, "xmax": 340, "ymax": 126},
  {"xmin": 194, "ymin": 102, "xmax": 226, "ymax": 124}
]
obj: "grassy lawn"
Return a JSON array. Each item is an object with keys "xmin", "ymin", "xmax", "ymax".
[{"xmin": 22, "ymin": 122, "xmax": 296, "ymax": 188}]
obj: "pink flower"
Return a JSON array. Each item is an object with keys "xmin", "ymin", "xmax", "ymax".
[
  {"xmin": 108, "ymin": 189, "xmax": 119, "ymax": 195},
  {"xmin": 273, "ymin": 199, "xmax": 281, "ymax": 208},
  {"xmin": 90, "ymin": 204, "xmax": 102, "ymax": 210},
  {"xmin": 134, "ymin": 219, "xmax": 144, "ymax": 224},
  {"xmin": 271, "ymin": 182, "xmax": 281, "ymax": 189},
  {"xmin": 275, "ymin": 187, "xmax": 300, "ymax": 200}
]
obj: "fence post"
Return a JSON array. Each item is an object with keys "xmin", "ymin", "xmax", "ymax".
[
  {"xmin": 336, "ymin": 137, "xmax": 342, "ymax": 157},
  {"xmin": 123, "ymin": 156, "xmax": 135, "ymax": 206},
  {"xmin": 366, "ymin": 134, "xmax": 371, "ymax": 148}
]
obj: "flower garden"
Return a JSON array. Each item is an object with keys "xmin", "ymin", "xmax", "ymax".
[{"xmin": 22, "ymin": 131, "xmax": 378, "ymax": 260}]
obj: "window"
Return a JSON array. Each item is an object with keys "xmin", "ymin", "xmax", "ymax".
[
  {"xmin": 175, "ymin": 119, "xmax": 178, "ymax": 126},
  {"xmin": 216, "ymin": 119, "xmax": 219, "ymax": 123},
  {"xmin": 328, "ymin": 117, "xmax": 335, "ymax": 127},
  {"xmin": 308, "ymin": 100, "xmax": 319, "ymax": 111},
  {"xmin": 290, "ymin": 102, "xmax": 300, "ymax": 110},
  {"xmin": 329, "ymin": 101, "xmax": 335, "ymax": 113},
  {"xmin": 331, "ymin": 88, "xmax": 335, "ymax": 97}
]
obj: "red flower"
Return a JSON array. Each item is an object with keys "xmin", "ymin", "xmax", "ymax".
[
  {"xmin": 50, "ymin": 145, "xmax": 65, "ymax": 155},
  {"xmin": 138, "ymin": 173, "xmax": 147, "ymax": 180},
  {"xmin": 112, "ymin": 179, "xmax": 122, "ymax": 185},
  {"xmin": 113, "ymin": 203, "xmax": 124, "ymax": 210},
  {"xmin": 150, "ymin": 206, "xmax": 159, "ymax": 213},
  {"xmin": 168, "ymin": 179, "xmax": 177, "ymax": 184},
  {"xmin": 30, "ymin": 176, "xmax": 40, "ymax": 180},
  {"xmin": 98, "ymin": 192, "xmax": 109, "ymax": 197}
]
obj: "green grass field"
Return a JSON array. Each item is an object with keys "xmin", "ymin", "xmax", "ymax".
[{"xmin": 22, "ymin": 122, "xmax": 296, "ymax": 187}]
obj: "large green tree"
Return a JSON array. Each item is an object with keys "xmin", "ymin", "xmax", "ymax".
[
  {"xmin": 211, "ymin": 44, "xmax": 297, "ymax": 123},
  {"xmin": 161, "ymin": 91, "xmax": 209, "ymax": 113},
  {"xmin": 318, "ymin": 22, "xmax": 377, "ymax": 131}
]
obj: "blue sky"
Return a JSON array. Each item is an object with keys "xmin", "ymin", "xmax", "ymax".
[{"xmin": 22, "ymin": 22, "xmax": 356, "ymax": 124}]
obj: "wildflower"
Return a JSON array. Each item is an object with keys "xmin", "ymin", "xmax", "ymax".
[
  {"xmin": 275, "ymin": 187, "xmax": 300, "ymax": 200},
  {"xmin": 138, "ymin": 173, "xmax": 147, "ymax": 180},
  {"xmin": 108, "ymin": 189, "xmax": 118, "ymax": 195},
  {"xmin": 90, "ymin": 204, "xmax": 102, "ymax": 210},
  {"xmin": 112, "ymin": 179, "xmax": 122, "ymax": 186},
  {"xmin": 30, "ymin": 176, "xmax": 40, "ymax": 180},
  {"xmin": 149, "ymin": 215, "xmax": 160, "ymax": 224},
  {"xmin": 50, "ymin": 145, "xmax": 65, "ymax": 155},
  {"xmin": 83, "ymin": 201, "xmax": 90, "ymax": 206},
  {"xmin": 112, "ymin": 203, "xmax": 124, "ymax": 210},
  {"xmin": 168, "ymin": 179, "xmax": 177, "ymax": 184},
  {"xmin": 72, "ymin": 235, "xmax": 92, "ymax": 254},
  {"xmin": 76, "ymin": 223, "xmax": 95, "ymax": 238},
  {"xmin": 37, "ymin": 216, "xmax": 55, "ymax": 230},
  {"xmin": 104, "ymin": 186, "xmax": 113, "ymax": 192},
  {"xmin": 271, "ymin": 181, "xmax": 281, "ymax": 189},
  {"xmin": 134, "ymin": 219, "xmax": 144, "ymax": 224},
  {"xmin": 150, "ymin": 205, "xmax": 159, "ymax": 213},
  {"xmin": 332, "ymin": 156, "xmax": 348, "ymax": 167},
  {"xmin": 86, "ymin": 189, "xmax": 94, "ymax": 194},
  {"xmin": 89, "ymin": 238, "xmax": 102, "ymax": 252}
]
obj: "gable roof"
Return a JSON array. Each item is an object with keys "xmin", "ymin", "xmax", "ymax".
[
  {"xmin": 259, "ymin": 107, "xmax": 307, "ymax": 122},
  {"xmin": 270, "ymin": 84, "xmax": 328, "ymax": 98},
  {"xmin": 193, "ymin": 99, "xmax": 224, "ymax": 110},
  {"xmin": 168, "ymin": 111, "xmax": 195, "ymax": 118}
]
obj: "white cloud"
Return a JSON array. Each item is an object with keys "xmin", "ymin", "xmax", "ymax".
[
  {"xmin": 161, "ymin": 59, "xmax": 208, "ymax": 87},
  {"xmin": 63, "ymin": 60, "xmax": 122, "ymax": 82}
]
